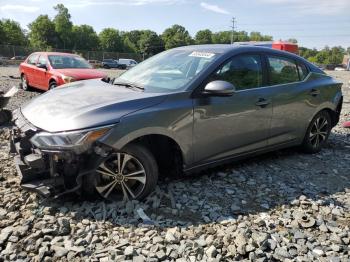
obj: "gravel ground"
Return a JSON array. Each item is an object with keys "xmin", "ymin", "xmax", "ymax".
[{"xmin": 0, "ymin": 66, "xmax": 349, "ymax": 262}]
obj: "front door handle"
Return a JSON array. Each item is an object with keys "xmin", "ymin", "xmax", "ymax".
[
  {"xmin": 309, "ymin": 89, "xmax": 320, "ymax": 97},
  {"xmin": 255, "ymin": 98, "xmax": 270, "ymax": 107}
]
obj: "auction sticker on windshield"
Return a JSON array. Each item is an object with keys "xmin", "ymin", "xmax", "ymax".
[{"xmin": 189, "ymin": 51, "xmax": 215, "ymax": 58}]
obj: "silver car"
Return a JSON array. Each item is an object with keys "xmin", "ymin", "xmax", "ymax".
[{"xmin": 11, "ymin": 45, "xmax": 343, "ymax": 201}]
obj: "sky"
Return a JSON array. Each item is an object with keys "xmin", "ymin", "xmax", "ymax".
[{"xmin": 0, "ymin": 0, "xmax": 349, "ymax": 50}]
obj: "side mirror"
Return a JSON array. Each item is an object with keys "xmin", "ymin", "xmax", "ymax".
[
  {"xmin": 203, "ymin": 80, "xmax": 236, "ymax": 97},
  {"xmin": 36, "ymin": 63, "xmax": 47, "ymax": 70}
]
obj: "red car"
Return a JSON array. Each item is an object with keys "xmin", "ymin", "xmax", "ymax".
[{"xmin": 19, "ymin": 52, "xmax": 107, "ymax": 91}]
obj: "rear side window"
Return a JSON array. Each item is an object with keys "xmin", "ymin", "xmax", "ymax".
[
  {"xmin": 268, "ymin": 56, "xmax": 299, "ymax": 85},
  {"xmin": 27, "ymin": 54, "xmax": 39, "ymax": 65},
  {"xmin": 213, "ymin": 54, "xmax": 263, "ymax": 90},
  {"xmin": 297, "ymin": 63, "xmax": 309, "ymax": 80}
]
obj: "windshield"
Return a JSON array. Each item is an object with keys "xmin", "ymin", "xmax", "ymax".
[
  {"xmin": 48, "ymin": 55, "xmax": 92, "ymax": 69},
  {"xmin": 115, "ymin": 49, "xmax": 217, "ymax": 92}
]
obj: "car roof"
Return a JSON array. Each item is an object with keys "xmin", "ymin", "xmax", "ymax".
[
  {"xmin": 31, "ymin": 52, "xmax": 79, "ymax": 56},
  {"xmin": 175, "ymin": 44, "xmax": 302, "ymax": 59},
  {"xmin": 175, "ymin": 44, "xmax": 315, "ymax": 67}
]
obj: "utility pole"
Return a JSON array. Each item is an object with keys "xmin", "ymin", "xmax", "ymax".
[{"xmin": 230, "ymin": 17, "xmax": 235, "ymax": 44}]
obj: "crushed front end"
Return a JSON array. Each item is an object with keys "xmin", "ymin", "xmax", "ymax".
[{"xmin": 10, "ymin": 109, "xmax": 112, "ymax": 197}]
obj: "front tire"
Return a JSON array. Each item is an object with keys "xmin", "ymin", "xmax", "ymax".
[
  {"xmin": 85, "ymin": 143, "xmax": 158, "ymax": 201},
  {"xmin": 301, "ymin": 110, "xmax": 332, "ymax": 153},
  {"xmin": 49, "ymin": 81, "xmax": 57, "ymax": 90}
]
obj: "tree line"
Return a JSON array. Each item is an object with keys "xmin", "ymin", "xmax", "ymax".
[
  {"xmin": 0, "ymin": 4, "xmax": 348, "ymax": 64},
  {"xmin": 0, "ymin": 4, "xmax": 272, "ymax": 56}
]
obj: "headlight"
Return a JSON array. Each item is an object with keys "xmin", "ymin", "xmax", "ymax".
[
  {"xmin": 61, "ymin": 75, "xmax": 76, "ymax": 83},
  {"xmin": 30, "ymin": 126, "xmax": 112, "ymax": 150}
]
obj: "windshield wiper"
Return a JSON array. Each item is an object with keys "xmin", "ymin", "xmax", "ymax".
[{"xmin": 113, "ymin": 81, "xmax": 144, "ymax": 90}]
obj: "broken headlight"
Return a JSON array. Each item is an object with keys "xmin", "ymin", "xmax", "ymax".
[{"xmin": 30, "ymin": 126, "xmax": 112, "ymax": 150}]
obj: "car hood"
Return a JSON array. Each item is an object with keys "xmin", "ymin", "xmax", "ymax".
[
  {"xmin": 54, "ymin": 68, "xmax": 107, "ymax": 80},
  {"xmin": 21, "ymin": 79, "xmax": 167, "ymax": 132}
]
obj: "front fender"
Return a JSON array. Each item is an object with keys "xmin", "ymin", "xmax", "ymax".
[{"xmin": 99, "ymin": 93, "xmax": 194, "ymax": 166}]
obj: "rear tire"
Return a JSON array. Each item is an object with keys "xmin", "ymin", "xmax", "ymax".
[
  {"xmin": 301, "ymin": 110, "xmax": 332, "ymax": 154},
  {"xmin": 83, "ymin": 143, "xmax": 158, "ymax": 201},
  {"xmin": 103, "ymin": 65, "xmax": 110, "ymax": 69}
]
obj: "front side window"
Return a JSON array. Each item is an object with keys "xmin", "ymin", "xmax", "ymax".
[
  {"xmin": 27, "ymin": 54, "xmax": 39, "ymax": 65},
  {"xmin": 268, "ymin": 56, "xmax": 299, "ymax": 85},
  {"xmin": 38, "ymin": 55, "xmax": 47, "ymax": 66},
  {"xmin": 48, "ymin": 55, "xmax": 92, "ymax": 69},
  {"xmin": 212, "ymin": 54, "xmax": 263, "ymax": 90}
]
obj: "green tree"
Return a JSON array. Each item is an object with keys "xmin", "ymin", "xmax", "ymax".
[
  {"xmin": 138, "ymin": 30, "xmax": 164, "ymax": 55},
  {"xmin": 28, "ymin": 15, "xmax": 57, "ymax": 49},
  {"xmin": 122, "ymin": 30, "xmax": 144, "ymax": 53},
  {"xmin": 72, "ymin": 25, "xmax": 99, "ymax": 50},
  {"xmin": 53, "ymin": 4, "xmax": 73, "ymax": 49},
  {"xmin": 249, "ymin": 31, "xmax": 272, "ymax": 41},
  {"xmin": 286, "ymin": 38, "xmax": 298, "ymax": 44},
  {"xmin": 195, "ymin": 29, "xmax": 213, "ymax": 44},
  {"xmin": 233, "ymin": 31, "xmax": 250, "ymax": 42},
  {"xmin": 99, "ymin": 28, "xmax": 123, "ymax": 52},
  {"xmin": 0, "ymin": 21, "xmax": 6, "ymax": 44},
  {"xmin": 0, "ymin": 19, "xmax": 27, "ymax": 45},
  {"xmin": 161, "ymin": 24, "xmax": 193, "ymax": 49},
  {"xmin": 212, "ymin": 31, "xmax": 231, "ymax": 44}
]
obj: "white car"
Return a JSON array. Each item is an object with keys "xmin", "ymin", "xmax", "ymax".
[{"xmin": 118, "ymin": 59, "xmax": 138, "ymax": 68}]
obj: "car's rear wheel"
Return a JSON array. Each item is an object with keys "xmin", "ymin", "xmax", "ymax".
[
  {"xmin": 49, "ymin": 81, "xmax": 57, "ymax": 90},
  {"xmin": 20, "ymin": 74, "xmax": 30, "ymax": 91},
  {"xmin": 103, "ymin": 65, "xmax": 110, "ymax": 69},
  {"xmin": 301, "ymin": 110, "xmax": 332, "ymax": 153},
  {"xmin": 87, "ymin": 143, "xmax": 158, "ymax": 201}
]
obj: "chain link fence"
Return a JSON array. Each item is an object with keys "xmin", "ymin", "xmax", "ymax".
[{"xmin": 0, "ymin": 45, "xmax": 145, "ymax": 64}]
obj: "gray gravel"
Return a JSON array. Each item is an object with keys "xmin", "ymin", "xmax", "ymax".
[{"xmin": 0, "ymin": 66, "xmax": 349, "ymax": 261}]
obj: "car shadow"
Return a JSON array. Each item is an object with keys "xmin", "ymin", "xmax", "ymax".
[{"xmin": 35, "ymin": 130, "xmax": 350, "ymax": 228}]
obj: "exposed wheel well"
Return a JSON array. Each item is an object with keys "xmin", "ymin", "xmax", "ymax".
[
  {"xmin": 49, "ymin": 78, "xmax": 56, "ymax": 84},
  {"xmin": 125, "ymin": 135, "xmax": 184, "ymax": 178},
  {"xmin": 322, "ymin": 107, "xmax": 340, "ymax": 127}
]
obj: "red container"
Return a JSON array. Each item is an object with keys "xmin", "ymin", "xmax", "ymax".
[{"xmin": 272, "ymin": 41, "xmax": 299, "ymax": 54}]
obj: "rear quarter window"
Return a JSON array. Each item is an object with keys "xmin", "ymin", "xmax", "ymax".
[{"xmin": 297, "ymin": 63, "xmax": 309, "ymax": 80}]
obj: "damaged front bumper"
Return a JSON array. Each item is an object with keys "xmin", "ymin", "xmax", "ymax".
[{"xmin": 10, "ymin": 110, "xmax": 102, "ymax": 197}]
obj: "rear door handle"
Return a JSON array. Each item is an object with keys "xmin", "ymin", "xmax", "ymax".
[
  {"xmin": 309, "ymin": 89, "xmax": 320, "ymax": 97},
  {"xmin": 255, "ymin": 98, "xmax": 270, "ymax": 107}
]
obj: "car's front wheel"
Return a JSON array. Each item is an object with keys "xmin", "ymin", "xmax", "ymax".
[
  {"xmin": 301, "ymin": 110, "xmax": 332, "ymax": 153},
  {"xmin": 49, "ymin": 81, "xmax": 57, "ymax": 90},
  {"xmin": 87, "ymin": 143, "xmax": 158, "ymax": 201}
]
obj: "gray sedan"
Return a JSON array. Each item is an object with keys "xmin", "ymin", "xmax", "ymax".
[{"xmin": 11, "ymin": 45, "xmax": 343, "ymax": 201}]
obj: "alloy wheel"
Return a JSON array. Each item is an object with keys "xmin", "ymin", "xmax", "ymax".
[
  {"xmin": 309, "ymin": 116, "xmax": 329, "ymax": 148},
  {"xmin": 95, "ymin": 153, "xmax": 147, "ymax": 201}
]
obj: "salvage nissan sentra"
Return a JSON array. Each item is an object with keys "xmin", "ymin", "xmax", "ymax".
[{"xmin": 11, "ymin": 45, "xmax": 343, "ymax": 201}]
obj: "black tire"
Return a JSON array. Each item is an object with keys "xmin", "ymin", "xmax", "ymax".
[
  {"xmin": 301, "ymin": 110, "xmax": 332, "ymax": 154},
  {"xmin": 103, "ymin": 64, "xmax": 110, "ymax": 69},
  {"xmin": 83, "ymin": 143, "xmax": 158, "ymax": 201},
  {"xmin": 20, "ymin": 74, "xmax": 30, "ymax": 91},
  {"xmin": 49, "ymin": 81, "xmax": 57, "ymax": 90}
]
